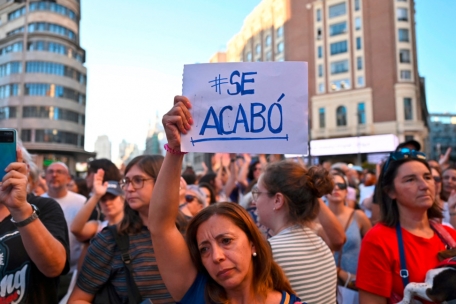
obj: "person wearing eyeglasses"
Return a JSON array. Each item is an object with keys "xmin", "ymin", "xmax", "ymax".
[
  {"xmin": 356, "ymin": 149, "xmax": 456, "ymax": 303},
  {"xmin": 69, "ymin": 155, "xmax": 175, "ymax": 303},
  {"xmin": 327, "ymin": 172, "xmax": 371, "ymax": 301},
  {"xmin": 180, "ymin": 185, "xmax": 206, "ymax": 218},
  {"xmin": 253, "ymin": 161, "xmax": 339, "ymax": 303}
]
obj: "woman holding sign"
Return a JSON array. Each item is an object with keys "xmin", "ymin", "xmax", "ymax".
[{"xmin": 148, "ymin": 96, "xmax": 303, "ymax": 304}]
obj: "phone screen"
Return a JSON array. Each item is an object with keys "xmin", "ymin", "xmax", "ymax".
[{"xmin": 0, "ymin": 129, "xmax": 17, "ymax": 180}]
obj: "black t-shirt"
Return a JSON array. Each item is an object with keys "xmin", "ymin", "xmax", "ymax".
[{"xmin": 0, "ymin": 194, "xmax": 70, "ymax": 304}]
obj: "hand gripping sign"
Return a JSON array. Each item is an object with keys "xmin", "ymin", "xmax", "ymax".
[{"xmin": 181, "ymin": 62, "xmax": 308, "ymax": 154}]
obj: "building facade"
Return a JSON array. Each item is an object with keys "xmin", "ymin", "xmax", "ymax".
[
  {"xmin": 211, "ymin": 0, "xmax": 428, "ymax": 160},
  {"xmin": 94, "ymin": 135, "xmax": 111, "ymax": 160},
  {"xmin": 0, "ymin": 0, "xmax": 93, "ymax": 172},
  {"xmin": 428, "ymin": 113, "xmax": 456, "ymax": 163}
]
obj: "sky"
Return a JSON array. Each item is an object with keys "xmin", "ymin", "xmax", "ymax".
[{"xmin": 80, "ymin": 0, "xmax": 456, "ymax": 158}]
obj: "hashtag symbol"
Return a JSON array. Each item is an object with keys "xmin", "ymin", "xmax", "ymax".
[{"xmin": 208, "ymin": 74, "xmax": 228, "ymax": 94}]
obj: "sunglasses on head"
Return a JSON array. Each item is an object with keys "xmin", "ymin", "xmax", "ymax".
[
  {"xmin": 185, "ymin": 195, "xmax": 197, "ymax": 203},
  {"xmin": 334, "ymin": 182, "xmax": 347, "ymax": 190},
  {"xmin": 383, "ymin": 148, "xmax": 427, "ymax": 172}
]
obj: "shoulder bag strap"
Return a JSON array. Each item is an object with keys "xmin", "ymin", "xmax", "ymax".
[
  {"xmin": 108, "ymin": 225, "xmax": 143, "ymax": 304},
  {"xmin": 430, "ymin": 220, "xmax": 456, "ymax": 249},
  {"xmin": 337, "ymin": 210, "xmax": 356, "ymax": 267},
  {"xmin": 396, "ymin": 222, "xmax": 410, "ymax": 288}
]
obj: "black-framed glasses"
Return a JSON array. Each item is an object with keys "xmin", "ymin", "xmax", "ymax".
[
  {"xmin": 185, "ymin": 195, "xmax": 197, "ymax": 203},
  {"xmin": 334, "ymin": 182, "xmax": 347, "ymax": 190},
  {"xmin": 383, "ymin": 148, "xmax": 427, "ymax": 172},
  {"xmin": 120, "ymin": 176, "xmax": 153, "ymax": 190},
  {"xmin": 251, "ymin": 188, "xmax": 272, "ymax": 202}
]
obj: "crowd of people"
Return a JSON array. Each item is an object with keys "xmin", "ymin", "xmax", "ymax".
[{"xmin": 0, "ymin": 95, "xmax": 455, "ymax": 303}]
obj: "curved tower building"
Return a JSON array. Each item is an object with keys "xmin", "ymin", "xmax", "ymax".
[{"xmin": 0, "ymin": 0, "xmax": 93, "ymax": 172}]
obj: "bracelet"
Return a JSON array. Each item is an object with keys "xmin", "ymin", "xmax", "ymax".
[
  {"xmin": 345, "ymin": 273, "xmax": 352, "ymax": 288},
  {"xmin": 11, "ymin": 204, "xmax": 39, "ymax": 227},
  {"xmin": 164, "ymin": 143, "xmax": 187, "ymax": 155}
]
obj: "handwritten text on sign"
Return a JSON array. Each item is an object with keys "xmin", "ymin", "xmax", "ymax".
[{"xmin": 181, "ymin": 62, "xmax": 308, "ymax": 154}]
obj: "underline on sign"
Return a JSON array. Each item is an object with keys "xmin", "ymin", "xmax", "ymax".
[{"xmin": 190, "ymin": 135, "xmax": 289, "ymax": 146}]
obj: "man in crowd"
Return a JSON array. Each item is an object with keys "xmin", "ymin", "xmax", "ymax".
[
  {"xmin": 0, "ymin": 146, "xmax": 69, "ymax": 303},
  {"xmin": 42, "ymin": 162, "xmax": 86, "ymax": 300}
]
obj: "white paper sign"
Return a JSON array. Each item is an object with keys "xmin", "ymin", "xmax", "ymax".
[{"xmin": 181, "ymin": 62, "xmax": 308, "ymax": 154}]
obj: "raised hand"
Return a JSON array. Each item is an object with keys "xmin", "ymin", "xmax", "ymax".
[
  {"xmin": 92, "ymin": 169, "xmax": 108, "ymax": 198},
  {"xmin": 162, "ymin": 96, "xmax": 193, "ymax": 151},
  {"xmin": 439, "ymin": 147, "xmax": 452, "ymax": 170}
]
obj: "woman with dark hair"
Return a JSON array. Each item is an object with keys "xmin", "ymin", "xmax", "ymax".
[
  {"xmin": 356, "ymin": 149, "xmax": 456, "ymax": 303},
  {"xmin": 254, "ymin": 160, "xmax": 338, "ymax": 303},
  {"xmin": 69, "ymin": 155, "xmax": 175, "ymax": 303},
  {"xmin": 68, "ymin": 177, "xmax": 90, "ymax": 199},
  {"xmin": 197, "ymin": 182, "xmax": 216, "ymax": 205},
  {"xmin": 148, "ymin": 96, "xmax": 302, "ymax": 303},
  {"xmin": 442, "ymin": 166, "xmax": 456, "ymax": 202}
]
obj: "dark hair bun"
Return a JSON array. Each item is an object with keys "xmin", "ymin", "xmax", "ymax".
[{"xmin": 306, "ymin": 166, "xmax": 334, "ymax": 198}]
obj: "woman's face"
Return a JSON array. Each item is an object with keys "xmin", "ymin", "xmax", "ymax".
[
  {"xmin": 124, "ymin": 164, "xmax": 155, "ymax": 214},
  {"xmin": 326, "ymin": 175, "xmax": 347, "ymax": 204},
  {"xmin": 200, "ymin": 187, "xmax": 212, "ymax": 205},
  {"xmin": 196, "ymin": 214, "xmax": 255, "ymax": 291},
  {"xmin": 389, "ymin": 161, "xmax": 435, "ymax": 212},
  {"xmin": 442, "ymin": 169, "xmax": 456, "ymax": 195},
  {"xmin": 185, "ymin": 190, "xmax": 203, "ymax": 216},
  {"xmin": 252, "ymin": 163, "xmax": 262, "ymax": 181},
  {"xmin": 100, "ymin": 194, "xmax": 124, "ymax": 221},
  {"xmin": 252, "ymin": 177, "xmax": 275, "ymax": 229},
  {"xmin": 431, "ymin": 168, "xmax": 442, "ymax": 198}
]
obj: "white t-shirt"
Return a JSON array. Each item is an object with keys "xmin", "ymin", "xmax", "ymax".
[{"xmin": 42, "ymin": 191, "xmax": 86, "ymax": 273}]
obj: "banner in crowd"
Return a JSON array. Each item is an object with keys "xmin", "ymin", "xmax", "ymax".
[{"xmin": 181, "ymin": 62, "xmax": 308, "ymax": 154}]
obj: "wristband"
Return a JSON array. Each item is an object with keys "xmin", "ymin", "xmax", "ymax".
[{"xmin": 164, "ymin": 143, "xmax": 187, "ymax": 155}]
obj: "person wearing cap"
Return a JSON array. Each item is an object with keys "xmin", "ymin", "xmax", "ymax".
[{"xmin": 70, "ymin": 169, "xmax": 125, "ymax": 243}]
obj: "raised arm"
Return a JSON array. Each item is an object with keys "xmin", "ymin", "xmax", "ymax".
[
  {"xmin": 148, "ymin": 96, "xmax": 197, "ymax": 301},
  {"xmin": 316, "ymin": 198, "xmax": 346, "ymax": 251},
  {"xmin": 70, "ymin": 169, "xmax": 107, "ymax": 242}
]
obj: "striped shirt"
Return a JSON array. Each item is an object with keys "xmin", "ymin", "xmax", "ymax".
[
  {"xmin": 77, "ymin": 226, "xmax": 174, "ymax": 303},
  {"xmin": 268, "ymin": 226, "xmax": 337, "ymax": 304}
]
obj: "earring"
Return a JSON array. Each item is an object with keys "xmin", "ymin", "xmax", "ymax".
[{"xmin": 253, "ymin": 252, "xmax": 257, "ymax": 257}]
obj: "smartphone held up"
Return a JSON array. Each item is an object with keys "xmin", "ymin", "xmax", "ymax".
[{"xmin": 0, "ymin": 128, "xmax": 17, "ymax": 180}]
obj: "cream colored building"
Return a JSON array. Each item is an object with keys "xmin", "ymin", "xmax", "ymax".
[
  {"xmin": 0, "ymin": 0, "xmax": 93, "ymax": 172},
  {"xmin": 211, "ymin": 0, "xmax": 428, "ymax": 158}
]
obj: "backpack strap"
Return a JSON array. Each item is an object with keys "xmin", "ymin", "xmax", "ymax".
[
  {"xmin": 430, "ymin": 220, "xmax": 456, "ymax": 249},
  {"xmin": 108, "ymin": 225, "xmax": 143, "ymax": 304}
]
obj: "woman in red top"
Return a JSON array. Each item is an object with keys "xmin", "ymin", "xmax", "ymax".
[{"xmin": 356, "ymin": 149, "xmax": 456, "ymax": 303}]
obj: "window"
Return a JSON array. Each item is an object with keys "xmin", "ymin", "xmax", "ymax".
[
  {"xmin": 8, "ymin": 7, "xmax": 26, "ymax": 20},
  {"xmin": 21, "ymin": 129, "xmax": 31, "ymax": 142},
  {"xmin": 356, "ymin": 37, "xmax": 362, "ymax": 50},
  {"xmin": 7, "ymin": 27, "xmax": 24, "ymax": 36},
  {"xmin": 266, "ymin": 51, "xmax": 272, "ymax": 61},
  {"xmin": 26, "ymin": 61, "xmax": 86, "ymax": 84},
  {"xmin": 355, "ymin": 17, "xmax": 361, "ymax": 30},
  {"xmin": 0, "ymin": 42, "xmax": 23, "ymax": 56},
  {"xmin": 316, "ymin": 9, "xmax": 322, "ymax": 22},
  {"xmin": 318, "ymin": 83, "xmax": 325, "ymax": 93},
  {"xmin": 255, "ymin": 44, "xmax": 261, "ymax": 55},
  {"xmin": 28, "ymin": 22, "xmax": 76, "ymax": 41},
  {"xmin": 35, "ymin": 129, "xmax": 82, "ymax": 146},
  {"xmin": 317, "ymin": 28, "xmax": 322, "ymax": 40},
  {"xmin": 29, "ymin": 2, "xmax": 77, "ymax": 21},
  {"xmin": 0, "ymin": 62, "xmax": 22, "ymax": 77},
  {"xmin": 397, "ymin": 8, "xmax": 408, "ymax": 21},
  {"xmin": 277, "ymin": 42, "xmax": 284, "ymax": 54},
  {"xmin": 25, "ymin": 83, "xmax": 86, "ymax": 104},
  {"xmin": 276, "ymin": 26, "xmax": 283, "ymax": 38},
  {"xmin": 0, "ymin": 84, "xmax": 20, "ymax": 99},
  {"xmin": 357, "ymin": 76, "xmax": 364, "ymax": 86},
  {"xmin": 329, "ymin": 22, "xmax": 347, "ymax": 36},
  {"xmin": 399, "ymin": 49, "xmax": 410, "ymax": 63},
  {"xmin": 246, "ymin": 52, "xmax": 252, "ymax": 62},
  {"xmin": 265, "ymin": 35, "xmax": 271, "ymax": 47},
  {"xmin": 357, "ymin": 103, "xmax": 366, "ymax": 124},
  {"xmin": 329, "ymin": 3, "xmax": 346, "ymax": 18},
  {"xmin": 319, "ymin": 108, "xmax": 325, "ymax": 128},
  {"xmin": 357, "ymin": 57, "xmax": 363, "ymax": 70},
  {"xmin": 404, "ymin": 98, "xmax": 413, "ymax": 120},
  {"xmin": 331, "ymin": 60, "xmax": 349, "ymax": 74},
  {"xmin": 330, "ymin": 41, "xmax": 348, "ymax": 55},
  {"xmin": 331, "ymin": 79, "xmax": 350, "ymax": 91},
  {"xmin": 398, "ymin": 29, "xmax": 409, "ymax": 42},
  {"xmin": 318, "ymin": 46, "xmax": 323, "ymax": 58},
  {"xmin": 318, "ymin": 64, "xmax": 323, "ymax": 77},
  {"xmin": 0, "ymin": 106, "xmax": 17, "ymax": 119},
  {"xmin": 400, "ymin": 70, "xmax": 412, "ymax": 80},
  {"xmin": 23, "ymin": 106, "xmax": 84, "ymax": 124},
  {"xmin": 336, "ymin": 106, "xmax": 347, "ymax": 126},
  {"xmin": 354, "ymin": 0, "xmax": 360, "ymax": 11}
]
